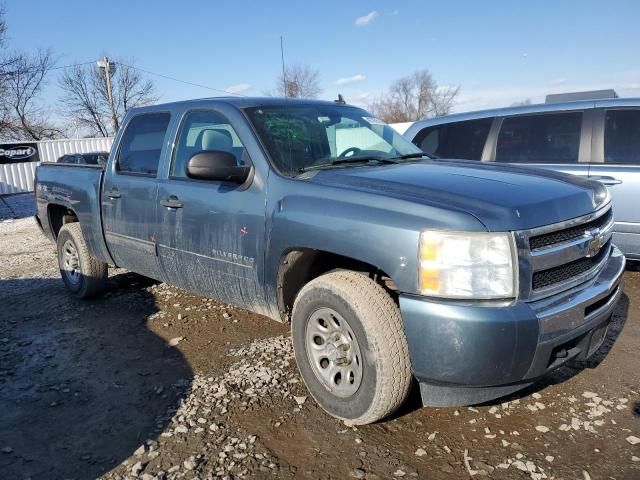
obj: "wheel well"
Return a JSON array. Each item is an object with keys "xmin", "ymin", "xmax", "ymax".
[
  {"xmin": 48, "ymin": 204, "xmax": 78, "ymax": 239},
  {"xmin": 277, "ymin": 248, "xmax": 397, "ymax": 322}
]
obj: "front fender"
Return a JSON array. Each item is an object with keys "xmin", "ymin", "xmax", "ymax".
[{"xmin": 264, "ymin": 188, "xmax": 487, "ymax": 312}]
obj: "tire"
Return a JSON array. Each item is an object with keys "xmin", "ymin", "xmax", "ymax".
[
  {"xmin": 291, "ymin": 270, "xmax": 412, "ymax": 425},
  {"xmin": 57, "ymin": 223, "xmax": 107, "ymax": 298}
]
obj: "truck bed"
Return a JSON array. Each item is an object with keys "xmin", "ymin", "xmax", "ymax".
[{"xmin": 35, "ymin": 163, "xmax": 114, "ymax": 265}]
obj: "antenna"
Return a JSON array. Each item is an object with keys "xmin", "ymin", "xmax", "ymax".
[{"xmin": 280, "ymin": 36, "xmax": 287, "ymax": 98}]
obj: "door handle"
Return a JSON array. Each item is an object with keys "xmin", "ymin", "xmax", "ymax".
[
  {"xmin": 592, "ymin": 176, "xmax": 623, "ymax": 186},
  {"xmin": 107, "ymin": 188, "xmax": 121, "ymax": 199},
  {"xmin": 160, "ymin": 195, "xmax": 183, "ymax": 209}
]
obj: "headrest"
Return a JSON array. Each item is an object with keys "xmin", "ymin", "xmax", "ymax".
[{"xmin": 197, "ymin": 128, "xmax": 233, "ymax": 152}]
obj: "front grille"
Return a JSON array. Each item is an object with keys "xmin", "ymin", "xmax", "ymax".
[
  {"xmin": 529, "ymin": 209, "xmax": 612, "ymax": 250},
  {"xmin": 532, "ymin": 243, "xmax": 609, "ymax": 290}
]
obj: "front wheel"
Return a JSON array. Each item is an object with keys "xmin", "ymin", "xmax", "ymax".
[
  {"xmin": 291, "ymin": 271, "xmax": 412, "ymax": 425},
  {"xmin": 57, "ymin": 223, "xmax": 107, "ymax": 298}
]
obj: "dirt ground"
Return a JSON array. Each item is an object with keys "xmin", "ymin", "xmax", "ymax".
[{"xmin": 1, "ymin": 217, "xmax": 639, "ymax": 480}]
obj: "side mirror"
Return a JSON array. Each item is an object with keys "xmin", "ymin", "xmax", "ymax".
[{"xmin": 186, "ymin": 150, "xmax": 250, "ymax": 183}]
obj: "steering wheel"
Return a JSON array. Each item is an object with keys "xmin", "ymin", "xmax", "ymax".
[{"xmin": 338, "ymin": 147, "xmax": 362, "ymax": 158}]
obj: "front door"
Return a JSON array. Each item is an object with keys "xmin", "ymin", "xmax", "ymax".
[
  {"xmin": 156, "ymin": 108, "xmax": 268, "ymax": 310},
  {"xmin": 590, "ymin": 108, "xmax": 640, "ymax": 259},
  {"xmin": 102, "ymin": 112, "xmax": 171, "ymax": 281}
]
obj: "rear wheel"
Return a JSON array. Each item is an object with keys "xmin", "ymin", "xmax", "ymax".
[
  {"xmin": 291, "ymin": 271, "xmax": 412, "ymax": 425},
  {"xmin": 57, "ymin": 223, "xmax": 107, "ymax": 298}
]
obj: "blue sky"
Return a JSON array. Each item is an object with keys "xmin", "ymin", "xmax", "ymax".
[{"xmin": 4, "ymin": 0, "xmax": 640, "ymax": 113}]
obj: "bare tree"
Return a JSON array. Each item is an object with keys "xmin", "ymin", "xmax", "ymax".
[
  {"xmin": 117, "ymin": 63, "xmax": 156, "ymax": 118},
  {"xmin": 431, "ymin": 85, "xmax": 461, "ymax": 117},
  {"xmin": 272, "ymin": 63, "xmax": 321, "ymax": 98},
  {"xmin": 2, "ymin": 49, "xmax": 63, "ymax": 140},
  {"xmin": 59, "ymin": 64, "xmax": 110, "ymax": 137},
  {"xmin": 367, "ymin": 69, "xmax": 460, "ymax": 123},
  {"xmin": 0, "ymin": 7, "xmax": 18, "ymax": 134},
  {"xmin": 0, "ymin": 9, "xmax": 61, "ymax": 141},
  {"xmin": 59, "ymin": 58, "xmax": 157, "ymax": 137}
]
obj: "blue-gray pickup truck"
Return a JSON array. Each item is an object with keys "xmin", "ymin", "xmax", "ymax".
[{"xmin": 35, "ymin": 97, "xmax": 625, "ymax": 425}]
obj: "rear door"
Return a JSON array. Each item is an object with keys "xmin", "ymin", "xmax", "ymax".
[
  {"xmin": 492, "ymin": 110, "xmax": 590, "ymax": 177},
  {"xmin": 155, "ymin": 107, "xmax": 268, "ymax": 310},
  {"xmin": 102, "ymin": 112, "xmax": 171, "ymax": 280},
  {"xmin": 589, "ymin": 106, "xmax": 640, "ymax": 259}
]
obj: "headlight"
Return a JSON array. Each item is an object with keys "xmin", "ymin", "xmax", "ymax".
[
  {"xmin": 593, "ymin": 183, "xmax": 610, "ymax": 208},
  {"xmin": 419, "ymin": 230, "xmax": 517, "ymax": 299}
]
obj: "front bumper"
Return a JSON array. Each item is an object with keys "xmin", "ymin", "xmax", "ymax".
[{"xmin": 399, "ymin": 246, "xmax": 625, "ymax": 406}]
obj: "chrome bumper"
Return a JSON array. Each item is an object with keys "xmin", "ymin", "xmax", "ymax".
[{"xmin": 531, "ymin": 245, "xmax": 625, "ymax": 342}]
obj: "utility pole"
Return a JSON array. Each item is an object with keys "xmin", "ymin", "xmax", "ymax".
[
  {"xmin": 96, "ymin": 56, "xmax": 118, "ymax": 133},
  {"xmin": 280, "ymin": 36, "xmax": 287, "ymax": 98}
]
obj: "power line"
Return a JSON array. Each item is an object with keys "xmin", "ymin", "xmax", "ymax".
[
  {"xmin": 0, "ymin": 60, "xmax": 246, "ymax": 97},
  {"xmin": 118, "ymin": 62, "xmax": 247, "ymax": 97},
  {"xmin": 0, "ymin": 60, "xmax": 95, "ymax": 77},
  {"xmin": 50, "ymin": 60, "xmax": 96, "ymax": 71},
  {"xmin": 0, "ymin": 60, "xmax": 96, "ymax": 77},
  {"xmin": 2, "ymin": 59, "xmax": 245, "ymax": 97}
]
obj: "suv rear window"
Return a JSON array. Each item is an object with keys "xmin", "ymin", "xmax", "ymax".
[
  {"xmin": 117, "ymin": 113, "xmax": 170, "ymax": 176},
  {"xmin": 496, "ymin": 112, "xmax": 582, "ymax": 164},
  {"xmin": 604, "ymin": 109, "xmax": 640, "ymax": 164},
  {"xmin": 413, "ymin": 118, "xmax": 492, "ymax": 160}
]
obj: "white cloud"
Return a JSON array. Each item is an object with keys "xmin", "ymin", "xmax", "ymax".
[
  {"xmin": 454, "ymin": 79, "xmax": 640, "ymax": 113},
  {"xmin": 225, "ymin": 83, "xmax": 250, "ymax": 94},
  {"xmin": 348, "ymin": 92, "xmax": 372, "ymax": 107},
  {"xmin": 436, "ymin": 84, "xmax": 458, "ymax": 93},
  {"xmin": 355, "ymin": 11, "xmax": 379, "ymax": 26},
  {"xmin": 549, "ymin": 78, "xmax": 566, "ymax": 86},
  {"xmin": 335, "ymin": 74, "xmax": 366, "ymax": 86}
]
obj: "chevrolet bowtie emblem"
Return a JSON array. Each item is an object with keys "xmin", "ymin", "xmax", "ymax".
[{"xmin": 584, "ymin": 228, "xmax": 605, "ymax": 258}]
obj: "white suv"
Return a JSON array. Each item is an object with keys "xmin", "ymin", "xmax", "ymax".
[{"xmin": 404, "ymin": 97, "xmax": 640, "ymax": 261}]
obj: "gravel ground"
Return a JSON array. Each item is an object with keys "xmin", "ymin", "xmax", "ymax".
[{"xmin": 0, "ymin": 217, "xmax": 639, "ymax": 480}]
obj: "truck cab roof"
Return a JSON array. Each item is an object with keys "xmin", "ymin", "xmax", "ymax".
[{"xmin": 128, "ymin": 96, "xmax": 348, "ymax": 115}]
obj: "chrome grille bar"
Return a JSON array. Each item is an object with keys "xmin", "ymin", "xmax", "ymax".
[{"xmin": 515, "ymin": 204, "xmax": 613, "ymax": 302}]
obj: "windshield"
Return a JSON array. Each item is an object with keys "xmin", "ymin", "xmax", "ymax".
[{"xmin": 245, "ymin": 104, "xmax": 424, "ymax": 176}]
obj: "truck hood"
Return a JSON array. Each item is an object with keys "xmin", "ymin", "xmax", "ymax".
[{"xmin": 303, "ymin": 159, "xmax": 606, "ymax": 231}]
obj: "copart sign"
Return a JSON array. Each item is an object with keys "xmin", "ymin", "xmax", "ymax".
[{"xmin": 0, "ymin": 143, "xmax": 40, "ymax": 164}]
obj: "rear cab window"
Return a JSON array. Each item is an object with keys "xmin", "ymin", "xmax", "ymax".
[
  {"xmin": 116, "ymin": 113, "xmax": 171, "ymax": 176},
  {"xmin": 495, "ymin": 112, "xmax": 582, "ymax": 164},
  {"xmin": 604, "ymin": 109, "xmax": 640, "ymax": 165},
  {"xmin": 413, "ymin": 118, "xmax": 493, "ymax": 160}
]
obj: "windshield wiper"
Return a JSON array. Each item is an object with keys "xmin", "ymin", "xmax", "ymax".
[
  {"xmin": 298, "ymin": 155, "xmax": 398, "ymax": 173},
  {"xmin": 391, "ymin": 152, "xmax": 438, "ymax": 160}
]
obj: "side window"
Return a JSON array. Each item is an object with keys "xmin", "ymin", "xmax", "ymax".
[
  {"xmin": 414, "ymin": 126, "xmax": 440, "ymax": 155},
  {"xmin": 413, "ymin": 118, "xmax": 492, "ymax": 160},
  {"xmin": 117, "ymin": 113, "xmax": 170, "ymax": 176},
  {"xmin": 604, "ymin": 109, "xmax": 640, "ymax": 165},
  {"xmin": 172, "ymin": 110, "xmax": 248, "ymax": 179},
  {"xmin": 496, "ymin": 112, "xmax": 582, "ymax": 164}
]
